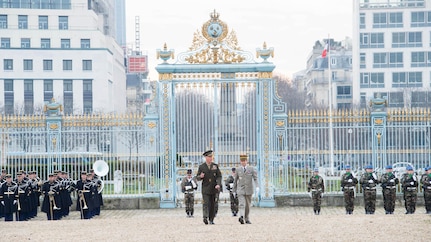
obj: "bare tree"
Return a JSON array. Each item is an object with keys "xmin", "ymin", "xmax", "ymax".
[{"xmin": 273, "ymin": 74, "xmax": 307, "ymax": 110}]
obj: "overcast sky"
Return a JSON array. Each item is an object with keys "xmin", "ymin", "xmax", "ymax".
[{"xmin": 124, "ymin": 0, "xmax": 353, "ymax": 80}]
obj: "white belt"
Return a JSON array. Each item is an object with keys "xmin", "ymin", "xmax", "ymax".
[
  {"xmin": 184, "ymin": 191, "xmax": 194, "ymax": 194},
  {"xmin": 311, "ymin": 189, "xmax": 322, "ymax": 192},
  {"xmin": 344, "ymin": 187, "xmax": 355, "ymax": 190},
  {"xmin": 427, "ymin": 187, "xmax": 431, "ymax": 190},
  {"xmin": 365, "ymin": 187, "xmax": 376, "ymax": 190},
  {"xmin": 385, "ymin": 186, "xmax": 396, "ymax": 189},
  {"xmin": 406, "ymin": 187, "xmax": 417, "ymax": 191}
]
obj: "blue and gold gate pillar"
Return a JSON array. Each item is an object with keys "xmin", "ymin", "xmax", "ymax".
[
  {"xmin": 44, "ymin": 99, "xmax": 63, "ymax": 175},
  {"xmin": 370, "ymin": 96, "xmax": 387, "ymax": 168}
]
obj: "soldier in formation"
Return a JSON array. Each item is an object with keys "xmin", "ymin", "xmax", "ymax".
[
  {"xmin": 0, "ymin": 174, "xmax": 17, "ymax": 221},
  {"xmin": 307, "ymin": 168, "xmax": 324, "ymax": 215},
  {"xmin": 225, "ymin": 167, "xmax": 239, "ymax": 216},
  {"xmin": 401, "ymin": 165, "xmax": 418, "ymax": 214},
  {"xmin": 360, "ymin": 165, "xmax": 378, "ymax": 214},
  {"xmin": 380, "ymin": 165, "xmax": 399, "ymax": 214},
  {"xmin": 180, "ymin": 169, "xmax": 198, "ymax": 217},
  {"xmin": 421, "ymin": 166, "xmax": 431, "ymax": 214},
  {"xmin": 340, "ymin": 165, "xmax": 357, "ymax": 214}
]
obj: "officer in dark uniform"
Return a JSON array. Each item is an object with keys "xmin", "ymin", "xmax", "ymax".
[
  {"xmin": 0, "ymin": 174, "xmax": 18, "ymax": 221},
  {"xmin": 41, "ymin": 173, "xmax": 62, "ymax": 220},
  {"xmin": 421, "ymin": 166, "xmax": 431, "ymax": 214},
  {"xmin": 76, "ymin": 171, "xmax": 92, "ymax": 219},
  {"xmin": 58, "ymin": 171, "xmax": 74, "ymax": 218},
  {"xmin": 15, "ymin": 172, "xmax": 31, "ymax": 221},
  {"xmin": 225, "ymin": 167, "xmax": 239, "ymax": 216},
  {"xmin": 380, "ymin": 165, "xmax": 399, "ymax": 214},
  {"xmin": 340, "ymin": 165, "xmax": 358, "ymax": 214},
  {"xmin": 308, "ymin": 168, "xmax": 325, "ymax": 215},
  {"xmin": 89, "ymin": 169, "xmax": 103, "ymax": 216},
  {"xmin": 401, "ymin": 165, "xmax": 418, "ymax": 214},
  {"xmin": 197, "ymin": 150, "xmax": 222, "ymax": 225},
  {"xmin": 28, "ymin": 171, "xmax": 42, "ymax": 219},
  {"xmin": 181, "ymin": 169, "xmax": 198, "ymax": 217},
  {"xmin": 360, "ymin": 165, "xmax": 379, "ymax": 214}
]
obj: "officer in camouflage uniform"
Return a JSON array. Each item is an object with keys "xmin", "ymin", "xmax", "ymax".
[
  {"xmin": 421, "ymin": 166, "xmax": 431, "ymax": 214},
  {"xmin": 340, "ymin": 165, "xmax": 358, "ymax": 214},
  {"xmin": 180, "ymin": 169, "xmax": 198, "ymax": 217},
  {"xmin": 359, "ymin": 165, "xmax": 378, "ymax": 214},
  {"xmin": 307, "ymin": 168, "xmax": 324, "ymax": 215},
  {"xmin": 380, "ymin": 165, "xmax": 399, "ymax": 214},
  {"xmin": 401, "ymin": 165, "xmax": 418, "ymax": 214},
  {"xmin": 225, "ymin": 168, "xmax": 239, "ymax": 216}
]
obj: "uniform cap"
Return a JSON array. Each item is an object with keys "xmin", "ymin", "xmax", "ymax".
[
  {"xmin": 239, "ymin": 154, "xmax": 248, "ymax": 160},
  {"xmin": 16, "ymin": 172, "xmax": 22, "ymax": 176},
  {"xmin": 365, "ymin": 165, "xmax": 373, "ymax": 169},
  {"xmin": 345, "ymin": 165, "xmax": 351, "ymax": 170},
  {"xmin": 313, "ymin": 168, "xmax": 319, "ymax": 172},
  {"xmin": 48, "ymin": 173, "xmax": 55, "ymax": 177},
  {"xmin": 232, "ymin": 167, "xmax": 236, "ymax": 172},
  {"xmin": 80, "ymin": 171, "xmax": 87, "ymax": 175},
  {"xmin": 385, "ymin": 165, "xmax": 393, "ymax": 169},
  {"xmin": 202, "ymin": 150, "xmax": 213, "ymax": 157},
  {"xmin": 186, "ymin": 169, "xmax": 192, "ymax": 174},
  {"xmin": 406, "ymin": 165, "xmax": 413, "ymax": 171},
  {"xmin": 424, "ymin": 166, "xmax": 429, "ymax": 171},
  {"xmin": 1, "ymin": 169, "xmax": 7, "ymax": 173},
  {"xmin": 5, "ymin": 174, "xmax": 12, "ymax": 178}
]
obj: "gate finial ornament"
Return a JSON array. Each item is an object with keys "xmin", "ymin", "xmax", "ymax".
[
  {"xmin": 256, "ymin": 42, "xmax": 274, "ymax": 62},
  {"xmin": 157, "ymin": 43, "xmax": 174, "ymax": 63}
]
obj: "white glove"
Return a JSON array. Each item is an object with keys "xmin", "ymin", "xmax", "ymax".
[
  {"xmin": 13, "ymin": 200, "xmax": 17, "ymax": 205},
  {"xmin": 389, "ymin": 179, "xmax": 394, "ymax": 183},
  {"xmin": 308, "ymin": 192, "xmax": 312, "ymax": 198},
  {"xmin": 321, "ymin": 193, "xmax": 324, "ymax": 198},
  {"xmin": 368, "ymin": 180, "xmax": 374, "ymax": 184},
  {"xmin": 256, "ymin": 187, "xmax": 260, "ymax": 193},
  {"xmin": 1, "ymin": 201, "xmax": 4, "ymax": 206},
  {"xmin": 347, "ymin": 179, "xmax": 352, "ymax": 183},
  {"xmin": 232, "ymin": 192, "xmax": 236, "ymax": 197},
  {"xmin": 410, "ymin": 182, "xmax": 414, "ymax": 185}
]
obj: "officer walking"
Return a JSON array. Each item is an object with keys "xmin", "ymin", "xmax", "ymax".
[
  {"xmin": 225, "ymin": 168, "xmax": 239, "ymax": 216},
  {"xmin": 180, "ymin": 169, "xmax": 198, "ymax": 217},
  {"xmin": 197, "ymin": 150, "xmax": 222, "ymax": 225},
  {"xmin": 401, "ymin": 165, "xmax": 418, "ymax": 214},
  {"xmin": 340, "ymin": 165, "xmax": 357, "ymax": 214},
  {"xmin": 308, "ymin": 168, "xmax": 324, "ymax": 215},
  {"xmin": 0, "ymin": 174, "xmax": 18, "ymax": 221},
  {"xmin": 380, "ymin": 165, "xmax": 399, "ymax": 214},
  {"xmin": 360, "ymin": 165, "xmax": 378, "ymax": 214},
  {"xmin": 421, "ymin": 166, "xmax": 431, "ymax": 214}
]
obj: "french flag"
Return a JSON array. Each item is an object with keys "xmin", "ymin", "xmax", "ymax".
[{"xmin": 321, "ymin": 42, "xmax": 328, "ymax": 58}]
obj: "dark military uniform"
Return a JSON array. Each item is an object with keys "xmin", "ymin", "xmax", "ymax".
[
  {"xmin": 180, "ymin": 170, "xmax": 198, "ymax": 217},
  {"xmin": 421, "ymin": 167, "xmax": 431, "ymax": 214},
  {"xmin": 225, "ymin": 171, "xmax": 239, "ymax": 216},
  {"xmin": 0, "ymin": 177, "xmax": 18, "ymax": 221},
  {"xmin": 15, "ymin": 179, "xmax": 31, "ymax": 221},
  {"xmin": 196, "ymin": 150, "xmax": 222, "ymax": 225},
  {"xmin": 340, "ymin": 167, "xmax": 358, "ymax": 214},
  {"xmin": 401, "ymin": 168, "xmax": 418, "ymax": 214},
  {"xmin": 359, "ymin": 167, "xmax": 378, "ymax": 214},
  {"xmin": 380, "ymin": 166, "xmax": 399, "ymax": 214},
  {"xmin": 41, "ymin": 180, "xmax": 62, "ymax": 220},
  {"xmin": 307, "ymin": 169, "xmax": 324, "ymax": 215},
  {"xmin": 28, "ymin": 173, "xmax": 42, "ymax": 218},
  {"xmin": 76, "ymin": 178, "xmax": 93, "ymax": 219}
]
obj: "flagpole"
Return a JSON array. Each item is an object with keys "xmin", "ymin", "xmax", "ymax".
[{"xmin": 327, "ymin": 34, "xmax": 335, "ymax": 175}]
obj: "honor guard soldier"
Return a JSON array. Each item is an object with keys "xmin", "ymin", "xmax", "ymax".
[
  {"xmin": 28, "ymin": 171, "xmax": 42, "ymax": 219},
  {"xmin": 0, "ymin": 169, "xmax": 6, "ymax": 218},
  {"xmin": 58, "ymin": 171, "xmax": 74, "ymax": 218},
  {"xmin": 15, "ymin": 172, "xmax": 31, "ymax": 221},
  {"xmin": 0, "ymin": 174, "xmax": 18, "ymax": 221},
  {"xmin": 89, "ymin": 169, "xmax": 103, "ymax": 217},
  {"xmin": 380, "ymin": 165, "xmax": 399, "ymax": 214},
  {"xmin": 225, "ymin": 168, "xmax": 239, "ymax": 216},
  {"xmin": 308, "ymin": 168, "xmax": 325, "ymax": 215},
  {"xmin": 197, "ymin": 150, "xmax": 222, "ymax": 225},
  {"xmin": 340, "ymin": 165, "xmax": 358, "ymax": 214},
  {"xmin": 181, "ymin": 169, "xmax": 198, "ymax": 217},
  {"xmin": 360, "ymin": 165, "xmax": 378, "ymax": 214},
  {"xmin": 401, "ymin": 165, "xmax": 418, "ymax": 214},
  {"xmin": 421, "ymin": 166, "xmax": 431, "ymax": 214},
  {"xmin": 76, "ymin": 171, "xmax": 92, "ymax": 219},
  {"xmin": 42, "ymin": 174, "xmax": 61, "ymax": 220}
]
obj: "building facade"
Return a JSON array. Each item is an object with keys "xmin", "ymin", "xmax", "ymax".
[
  {"xmin": 295, "ymin": 38, "xmax": 353, "ymax": 109},
  {"xmin": 0, "ymin": 0, "xmax": 126, "ymax": 115},
  {"xmin": 353, "ymin": 0, "xmax": 431, "ymax": 108}
]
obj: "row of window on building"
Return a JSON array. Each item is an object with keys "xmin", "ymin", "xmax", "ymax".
[
  {"xmin": 1, "ymin": 37, "xmax": 90, "ymax": 49},
  {"xmin": 3, "ymin": 59, "xmax": 92, "ymax": 71},
  {"xmin": 0, "ymin": 0, "xmax": 72, "ymax": 10},
  {"xmin": 359, "ymin": 71, "xmax": 427, "ymax": 88},
  {"xmin": 360, "ymin": 91, "xmax": 431, "ymax": 109},
  {"xmin": 359, "ymin": 11, "xmax": 431, "ymax": 29},
  {"xmin": 359, "ymin": 31, "xmax": 431, "ymax": 48},
  {"xmin": 359, "ymin": 51, "xmax": 431, "ymax": 69},
  {"xmin": 3, "ymin": 79, "xmax": 93, "ymax": 114},
  {"xmin": 0, "ymin": 14, "xmax": 71, "ymax": 30}
]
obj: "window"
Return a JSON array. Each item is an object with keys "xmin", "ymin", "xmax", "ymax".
[
  {"xmin": 370, "ymin": 73, "xmax": 384, "ymax": 88},
  {"xmin": 388, "ymin": 92, "xmax": 404, "ymax": 108},
  {"xmin": 44, "ymin": 79, "xmax": 53, "ymax": 102},
  {"xmin": 63, "ymin": 60, "xmax": 72, "ymax": 70},
  {"xmin": 81, "ymin": 39, "xmax": 90, "ymax": 48},
  {"xmin": 411, "ymin": 11, "xmax": 425, "ymax": 27},
  {"xmin": 373, "ymin": 53, "xmax": 387, "ymax": 68},
  {"xmin": 331, "ymin": 58, "xmax": 336, "ymax": 66},
  {"xmin": 64, "ymin": 80, "xmax": 73, "ymax": 91},
  {"xmin": 41, "ymin": 38, "xmax": 51, "ymax": 48},
  {"xmin": 389, "ymin": 52, "xmax": 403, "ymax": 67},
  {"xmin": 23, "ymin": 59, "xmax": 33, "ymax": 71},
  {"xmin": 83, "ymin": 79, "xmax": 93, "ymax": 113},
  {"xmin": 1, "ymin": 38, "xmax": 10, "ymax": 48},
  {"xmin": 373, "ymin": 13, "xmax": 387, "ymax": 28},
  {"xmin": 63, "ymin": 80, "xmax": 73, "ymax": 114},
  {"xmin": 4, "ymin": 79, "xmax": 13, "ymax": 91},
  {"xmin": 21, "ymin": 38, "xmax": 30, "ymax": 48},
  {"xmin": 0, "ymin": 15, "xmax": 7, "ymax": 29},
  {"xmin": 83, "ymin": 80, "xmax": 92, "ymax": 91},
  {"xmin": 388, "ymin": 12, "xmax": 403, "ymax": 27},
  {"xmin": 370, "ymin": 33, "xmax": 384, "ymax": 48},
  {"xmin": 61, "ymin": 39, "xmax": 70, "ymax": 49},
  {"xmin": 408, "ymin": 32, "xmax": 422, "ymax": 47},
  {"xmin": 38, "ymin": 16, "xmax": 48, "ymax": 29},
  {"xmin": 360, "ymin": 33, "xmax": 369, "ymax": 48},
  {"xmin": 392, "ymin": 32, "xmax": 406, "ymax": 47},
  {"xmin": 18, "ymin": 15, "xmax": 28, "ymax": 29},
  {"xmin": 4, "ymin": 59, "xmax": 13, "ymax": 70},
  {"xmin": 82, "ymin": 60, "xmax": 92, "ymax": 70},
  {"xmin": 411, "ymin": 91, "xmax": 430, "ymax": 107},
  {"xmin": 360, "ymin": 53, "xmax": 366, "ymax": 68},
  {"xmin": 337, "ymin": 86, "xmax": 351, "ymax": 99},
  {"xmin": 392, "ymin": 72, "xmax": 422, "ymax": 88},
  {"xmin": 360, "ymin": 92, "xmax": 367, "ymax": 109},
  {"xmin": 43, "ymin": 59, "xmax": 53, "ymax": 71},
  {"xmin": 332, "ymin": 71, "xmax": 337, "ymax": 81},
  {"xmin": 59, "ymin": 16, "xmax": 68, "ymax": 30},
  {"xmin": 360, "ymin": 13, "xmax": 365, "ymax": 29},
  {"xmin": 360, "ymin": 73, "xmax": 369, "ymax": 88},
  {"xmin": 408, "ymin": 72, "xmax": 422, "ymax": 86},
  {"xmin": 4, "ymin": 79, "xmax": 14, "ymax": 114},
  {"xmin": 411, "ymin": 51, "xmax": 427, "ymax": 67},
  {"xmin": 392, "ymin": 72, "xmax": 406, "ymax": 87},
  {"xmin": 24, "ymin": 79, "xmax": 34, "ymax": 115},
  {"xmin": 24, "ymin": 79, "xmax": 33, "ymax": 92}
]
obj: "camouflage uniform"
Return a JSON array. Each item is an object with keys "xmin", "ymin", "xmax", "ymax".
[
  {"xmin": 360, "ymin": 170, "xmax": 378, "ymax": 214},
  {"xmin": 380, "ymin": 171, "xmax": 399, "ymax": 214},
  {"xmin": 401, "ymin": 171, "xmax": 418, "ymax": 214},
  {"xmin": 340, "ymin": 171, "xmax": 358, "ymax": 214},
  {"xmin": 180, "ymin": 174, "xmax": 198, "ymax": 217},
  {"xmin": 225, "ymin": 174, "xmax": 239, "ymax": 216},
  {"xmin": 307, "ymin": 172, "xmax": 324, "ymax": 215},
  {"xmin": 421, "ymin": 169, "xmax": 431, "ymax": 214}
]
